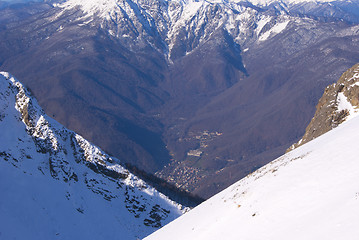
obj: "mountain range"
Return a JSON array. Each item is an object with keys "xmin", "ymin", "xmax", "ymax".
[
  {"xmin": 1, "ymin": 0, "xmax": 359, "ymax": 199},
  {"xmin": 2, "ymin": 1, "xmax": 359, "ymax": 239},
  {"xmin": 2, "ymin": 61, "xmax": 359, "ymax": 239}
]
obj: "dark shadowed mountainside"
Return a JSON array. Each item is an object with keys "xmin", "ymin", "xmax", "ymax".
[{"xmin": 2, "ymin": 0, "xmax": 359, "ymax": 198}]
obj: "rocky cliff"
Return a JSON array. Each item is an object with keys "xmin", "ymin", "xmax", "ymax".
[{"xmin": 288, "ymin": 63, "xmax": 359, "ymax": 151}]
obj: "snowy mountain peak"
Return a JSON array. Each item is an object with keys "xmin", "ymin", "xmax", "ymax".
[
  {"xmin": 55, "ymin": 0, "xmax": 359, "ymax": 64},
  {"xmin": 243, "ymin": 0, "xmax": 343, "ymax": 5},
  {"xmin": 57, "ymin": 0, "xmax": 326, "ymax": 19},
  {"xmin": 57, "ymin": 0, "xmax": 297, "ymax": 61},
  {"xmin": 0, "ymin": 72, "xmax": 186, "ymax": 239}
]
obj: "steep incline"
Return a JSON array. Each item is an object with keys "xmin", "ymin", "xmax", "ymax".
[
  {"xmin": 145, "ymin": 101, "xmax": 359, "ymax": 240},
  {"xmin": 2, "ymin": 0, "xmax": 359, "ymax": 198},
  {"xmin": 0, "ymin": 72, "xmax": 185, "ymax": 240},
  {"xmin": 289, "ymin": 63, "xmax": 359, "ymax": 150}
]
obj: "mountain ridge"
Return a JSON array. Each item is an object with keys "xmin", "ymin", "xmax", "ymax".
[
  {"xmin": 0, "ymin": 71, "xmax": 186, "ymax": 239},
  {"xmin": 2, "ymin": 0, "xmax": 359, "ymax": 198}
]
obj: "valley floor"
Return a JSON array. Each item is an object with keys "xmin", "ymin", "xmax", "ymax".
[{"xmin": 145, "ymin": 114, "xmax": 359, "ymax": 240}]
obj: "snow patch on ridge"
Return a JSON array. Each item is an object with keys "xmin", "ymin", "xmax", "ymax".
[
  {"xmin": 336, "ymin": 92, "xmax": 359, "ymax": 121},
  {"xmin": 258, "ymin": 20, "xmax": 289, "ymax": 41},
  {"xmin": 58, "ymin": 0, "xmax": 118, "ymax": 20},
  {"xmin": 256, "ymin": 15, "xmax": 272, "ymax": 36},
  {"xmin": 243, "ymin": 0, "xmax": 343, "ymax": 6}
]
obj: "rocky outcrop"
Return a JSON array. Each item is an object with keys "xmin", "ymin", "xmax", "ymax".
[
  {"xmin": 288, "ymin": 63, "xmax": 359, "ymax": 151},
  {"xmin": 0, "ymin": 72, "xmax": 186, "ymax": 239}
]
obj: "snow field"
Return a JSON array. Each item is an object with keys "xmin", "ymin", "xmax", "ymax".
[{"xmin": 145, "ymin": 113, "xmax": 359, "ymax": 240}]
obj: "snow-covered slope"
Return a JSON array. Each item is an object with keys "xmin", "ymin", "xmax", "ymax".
[
  {"xmin": 4, "ymin": 0, "xmax": 359, "ymax": 199},
  {"xmin": 0, "ymin": 72, "xmax": 186, "ymax": 240},
  {"xmin": 145, "ymin": 110, "xmax": 359, "ymax": 239}
]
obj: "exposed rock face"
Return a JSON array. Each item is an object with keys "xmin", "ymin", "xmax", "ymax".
[{"xmin": 288, "ymin": 63, "xmax": 359, "ymax": 151}]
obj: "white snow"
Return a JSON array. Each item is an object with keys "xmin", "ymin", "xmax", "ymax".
[
  {"xmin": 145, "ymin": 112, "xmax": 359, "ymax": 240},
  {"xmin": 59, "ymin": 0, "xmax": 345, "ymax": 14},
  {"xmin": 60, "ymin": 0, "xmax": 118, "ymax": 20},
  {"xmin": 256, "ymin": 15, "xmax": 272, "ymax": 36},
  {"xmin": 182, "ymin": 1, "xmax": 203, "ymax": 20},
  {"xmin": 0, "ymin": 72, "xmax": 185, "ymax": 240},
  {"xmin": 57, "ymin": 25, "xmax": 64, "ymax": 32},
  {"xmin": 348, "ymin": 72, "xmax": 359, "ymax": 87},
  {"xmin": 336, "ymin": 92, "xmax": 359, "ymax": 121},
  {"xmin": 57, "ymin": 0, "xmax": 347, "ymax": 25},
  {"xmin": 258, "ymin": 20, "xmax": 289, "ymax": 41},
  {"xmin": 350, "ymin": 82, "xmax": 359, "ymax": 87},
  {"xmin": 239, "ymin": 0, "xmax": 344, "ymax": 5},
  {"xmin": 54, "ymin": 0, "xmax": 328, "ymax": 59}
]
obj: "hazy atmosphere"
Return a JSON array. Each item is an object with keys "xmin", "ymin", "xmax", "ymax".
[{"xmin": 1, "ymin": 0, "xmax": 359, "ymax": 239}]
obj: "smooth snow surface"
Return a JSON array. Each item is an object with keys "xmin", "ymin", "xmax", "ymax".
[{"xmin": 145, "ymin": 114, "xmax": 359, "ymax": 240}]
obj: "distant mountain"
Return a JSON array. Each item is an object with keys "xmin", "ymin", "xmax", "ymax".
[
  {"xmin": 0, "ymin": 0, "xmax": 45, "ymax": 9},
  {"xmin": 1, "ymin": 0, "xmax": 45, "ymax": 2},
  {"xmin": 0, "ymin": 72, "xmax": 185, "ymax": 240},
  {"xmin": 144, "ymin": 72, "xmax": 359, "ymax": 239},
  {"xmin": 2, "ymin": 0, "xmax": 359, "ymax": 198}
]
